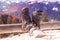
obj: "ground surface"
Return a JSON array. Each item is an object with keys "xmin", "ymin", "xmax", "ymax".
[{"xmin": 0, "ymin": 22, "xmax": 60, "ymax": 34}]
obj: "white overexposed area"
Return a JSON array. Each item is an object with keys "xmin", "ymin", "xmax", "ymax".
[{"xmin": 0, "ymin": 30, "xmax": 60, "ymax": 40}]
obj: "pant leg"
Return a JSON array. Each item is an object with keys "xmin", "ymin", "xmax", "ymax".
[{"xmin": 36, "ymin": 22, "xmax": 40, "ymax": 29}]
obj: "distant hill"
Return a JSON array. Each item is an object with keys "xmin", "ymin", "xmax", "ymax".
[{"xmin": 0, "ymin": 2, "xmax": 60, "ymax": 21}]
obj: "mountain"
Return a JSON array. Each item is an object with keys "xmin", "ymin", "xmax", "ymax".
[
  {"xmin": 0, "ymin": 2, "xmax": 60, "ymax": 21},
  {"xmin": 21, "ymin": 2, "xmax": 60, "ymax": 21}
]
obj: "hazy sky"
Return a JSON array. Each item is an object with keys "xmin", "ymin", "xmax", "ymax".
[{"xmin": 0, "ymin": 0, "xmax": 60, "ymax": 2}]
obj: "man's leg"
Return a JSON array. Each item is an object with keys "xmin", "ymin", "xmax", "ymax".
[
  {"xmin": 36, "ymin": 22, "xmax": 40, "ymax": 29},
  {"xmin": 22, "ymin": 20, "xmax": 26, "ymax": 30}
]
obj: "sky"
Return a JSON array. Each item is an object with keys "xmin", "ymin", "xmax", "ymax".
[{"xmin": 0, "ymin": 0, "xmax": 60, "ymax": 3}]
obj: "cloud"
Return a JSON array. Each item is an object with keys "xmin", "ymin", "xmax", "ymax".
[
  {"xmin": 0, "ymin": 0, "xmax": 60, "ymax": 3},
  {"xmin": 52, "ymin": 7, "xmax": 59, "ymax": 11},
  {"xmin": 29, "ymin": 0, "xmax": 60, "ymax": 2},
  {"xmin": 0, "ymin": 0, "xmax": 6, "ymax": 2}
]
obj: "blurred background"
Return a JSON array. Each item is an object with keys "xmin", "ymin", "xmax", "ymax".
[
  {"xmin": 0, "ymin": 0, "xmax": 60, "ymax": 40},
  {"xmin": 0, "ymin": 0, "xmax": 60, "ymax": 24}
]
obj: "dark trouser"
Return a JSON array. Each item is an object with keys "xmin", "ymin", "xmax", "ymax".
[
  {"xmin": 36, "ymin": 22, "xmax": 40, "ymax": 29},
  {"xmin": 32, "ymin": 18, "xmax": 40, "ymax": 29},
  {"xmin": 22, "ymin": 20, "xmax": 31, "ymax": 30}
]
